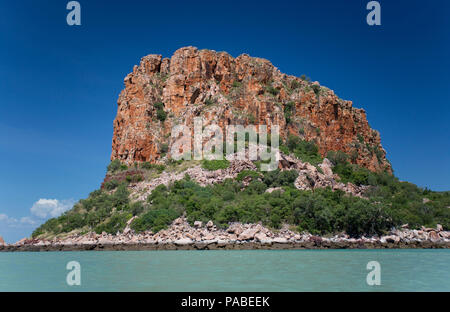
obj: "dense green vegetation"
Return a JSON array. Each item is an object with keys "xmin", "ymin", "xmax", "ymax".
[
  {"xmin": 280, "ymin": 135, "xmax": 323, "ymax": 166},
  {"xmin": 201, "ymin": 159, "xmax": 230, "ymax": 171},
  {"xmin": 130, "ymin": 170, "xmax": 449, "ymax": 236},
  {"xmin": 32, "ymin": 141, "xmax": 450, "ymax": 239}
]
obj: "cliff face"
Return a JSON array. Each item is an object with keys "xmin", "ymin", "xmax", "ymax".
[{"xmin": 112, "ymin": 47, "xmax": 391, "ymax": 172}]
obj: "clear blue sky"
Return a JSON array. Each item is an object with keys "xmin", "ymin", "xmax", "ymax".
[{"xmin": 0, "ymin": 0, "xmax": 449, "ymax": 242}]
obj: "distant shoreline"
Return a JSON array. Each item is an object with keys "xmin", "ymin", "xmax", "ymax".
[{"xmin": 2, "ymin": 240, "xmax": 449, "ymax": 252}]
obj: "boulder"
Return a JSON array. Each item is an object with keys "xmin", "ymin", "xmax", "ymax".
[
  {"xmin": 15, "ymin": 238, "xmax": 27, "ymax": 245},
  {"xmin": 238, "ymin": 228, "xmax": 259, "ymax": 240},
  {"xmin": 273, "ymin": 237, "xmax": 288, "ymax": 244},
  {"xmin": 384, "ymin": 235, "xmax": 400, "ymax": 243},
  {"xmin": 206, "ymin": 220, "xmax": 214, "ymax": 229},
  {"xmin": 203, "ymin": 233, "xmax": 215, "ymax": 240},
  {"xmin": 227, "ymin": 223, "xmax": 243, "ymax": 235},
  {"xmin": 436, "ymin": 224, "xmax": 443, "ymax": 232},
  {"xmin": 173, "ymin": 217, "xmax": 184, "ymax": 225},
  {"xmin": 254, "ymin": 232, "xmax": 268, "ymax": 242},
  {"xmin": 194, "ymin": 221, "xmax": 203, "ymax": 228},
  {"xmin": 174, "ymin": 238, "xmax": 193, "ymax": 246},
  {"xmin": 265, "ymin": 187, "xmax": 285, "ymax": 194},
  {"xmin": 429, "ymin": 231, "xmax": 439, "ymax": 241},
  {"xmin": 319, "ymin": 158, "xmax": 334, "ymax": 177}
]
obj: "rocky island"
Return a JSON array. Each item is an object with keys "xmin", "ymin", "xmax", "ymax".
[{"xmin": 2, "ymin": 47, "xmax": 449, "ymax": 251}]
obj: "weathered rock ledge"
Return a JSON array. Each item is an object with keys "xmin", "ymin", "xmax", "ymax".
[{"xmin": 2, "ymin": 219, "xmax": 448, "ymax": 252}]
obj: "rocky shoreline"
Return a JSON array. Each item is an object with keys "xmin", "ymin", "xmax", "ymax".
[{"xmin": 1, "ymin": 218, "xmax": 448, "ymax": 252}]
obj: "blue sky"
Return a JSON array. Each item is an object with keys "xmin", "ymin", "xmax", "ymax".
[{"xmin": 0, "ymin": 0, "xmax": 449, "ymax": 243}]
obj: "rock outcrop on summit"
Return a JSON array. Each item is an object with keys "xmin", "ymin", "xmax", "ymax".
[{"xmin": 112, "ymin": 47, "xmax": 391, "ymax": 172}]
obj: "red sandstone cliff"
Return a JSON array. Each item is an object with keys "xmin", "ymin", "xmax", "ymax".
[{"xmin": 111, "ymin": 47, "xmax": 391, "ymax": 172}]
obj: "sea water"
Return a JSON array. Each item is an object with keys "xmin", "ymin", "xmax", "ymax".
[{"xmin": 0, "ymin": 249, "xmax": 448, "ymax": 291}]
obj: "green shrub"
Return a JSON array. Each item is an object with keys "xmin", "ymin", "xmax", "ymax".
[
  {"xmin": 265, "ymin": 85, "xmax": 279, "ymax": 96},
  {"xmin": 160, "ymin": 143, "xmax": 169, "ymax": 154},
  {"xmin": 129, "ymin": 201, "xmax": 145, "ymax": 216},
  {"xmin": 205, "ymin": 98, "xmax": 216, "ymax": 106},
  {"xmin": 141, "ymin": 162, "xmax": 165, "ymax": 172},
  {"xmin": 263, "ymin": 169, "xmax": 298, "ymax": 188},
  {"xmin": 154, "ymin": 102, "xmax": 164, "ymax": 110},
  {"xmin": 154, "ymin": 102, "xmax": 167, "ymax": 121},
  {"xmin": 126, "ymin": 174, "xmax": 144, "ymax": 184},
  {"xmin": 131, "ymin": 208, "xmax": 179, "ymax": 233},
  {"xmin": 107, "ymin": 159, "xmax": 122, "ymax": 173},
  {"xmin": 232, "ymin": 81, "xmax": 242, "ymax": 88},
  {"xmin": 300, "ymin": 75, "xmax": 311, "ymax": 82},
  {"xmin": 95, "ymin": 213, "xmax": 132, "ymax": 234},
  {"xmin": 104, "ymin": 179, "xmax": 120, "ymax": 191},
  {"xmin": 112, "ymin": 184, "xmax": 130, "ymax": 207},
  {"xmin": 284, "ymin": 135, "xmax": 323, "ymax": 165},
  {"xmin": 326, "ymin": 150, "xmax": 348, "ymax": 166},
  {"xmin": 236, "ymin": 170, "xmax": 261, "ymax": 182},
  {"xmin": 312, "ymin": 84, "xmax": 321, "ymax": 95},
  {"xmin": 284, "ymin": 101, "xmax": 295, "ymax": 123},
  {"xmin": 202, "ymin": 159, "xmax": 230, "ymax": 171},
  {"xmin": 291, "ymin": 80, "xmax": 301, "ymax": 90},
  {"xmin": 157, "ymin": 109, "xmax": 167, "ymax": 122}
]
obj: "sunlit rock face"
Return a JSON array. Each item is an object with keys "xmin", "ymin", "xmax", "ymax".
[{"xmin": 111, "ymin": 46, "xmax": 391, "ymax": 173}]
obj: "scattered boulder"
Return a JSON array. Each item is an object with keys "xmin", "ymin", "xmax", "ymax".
[
  {"xmin": 174, "ymin": 217, "xmax": 184, "ymax": 225},
  {"xmin": 384, "ymin": 235, "xmax": 400, "ymax": 244},
  {"xmin": 203, "ymin": 233, "xmax": 215, "ymax": 241},
  {"xmin": 238, "ymin": 228, "xmax": 259, "ymax": 240},
  {"xmin": 429, "ymin": 231, "xmax": 439, "ymax": 241},
  {"xmin": 15, "ymin": 238, "xmax": 28, "ymax": 245},
  {"xmin": 194, "ymin": 221, "xmax": 202, "ymax": 228},
  {"xmin": 227, "ymin": 223, "xmax": 243, "ymax": 235},
  {"xmin": 123, "ymin": 216, "xmax": 138, "ymax": 234},
  {"xmin": 254, "ymin": 232, "xmax": 268, "ymax": 242},
  {"xmin": 174, "ymin": 238, "xmax": 193, "ymax": 246},
  {"xmin": 273, "ymin": 237, "xmax": 288, "ymax": 244},
  {"xmin": 265, "ymin": 187, "xmax": 285, "ymax": 194},
  {"xmin": 318, "ymin": 158, "xmax": 334, "ymax": 177}
]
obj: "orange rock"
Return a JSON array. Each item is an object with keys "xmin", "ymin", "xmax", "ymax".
[{"xmin": 111, "ymin": 46, "xmax": 391, "ymax": 173}]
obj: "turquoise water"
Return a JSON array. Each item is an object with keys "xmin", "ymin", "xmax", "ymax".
[{"xmin": 0, "ymin": 250, "xmax": 448, "ymax": 291}]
